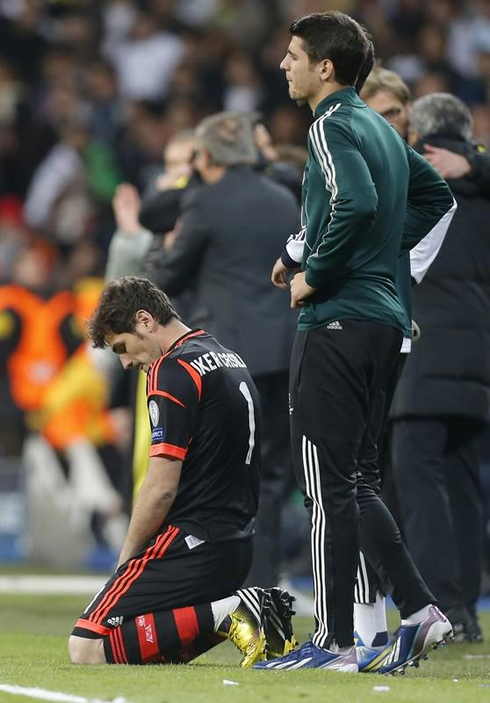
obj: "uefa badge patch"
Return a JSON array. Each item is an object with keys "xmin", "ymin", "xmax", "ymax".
[
  {"xmin": 152, "ymin": 427, "xmax": 164, "ymax": 441},
  {"xmin": 149, "ymin": 400, "xmax": 160, "ymax": 427}
]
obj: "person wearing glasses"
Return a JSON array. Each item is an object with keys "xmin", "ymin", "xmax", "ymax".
[{"xmin": 361, "ymin": 67, "xmax": 490, "ymax": 191}]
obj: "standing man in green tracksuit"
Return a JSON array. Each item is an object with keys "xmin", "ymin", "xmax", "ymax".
[{"xmin": 254, "ymin": 11, "xmax": 455, "ymax": 673}]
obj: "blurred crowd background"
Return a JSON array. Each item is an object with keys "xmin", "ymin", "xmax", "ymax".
[{"xmin": 1, "ymin": 0, "xmax": 490, "ymax": 574}]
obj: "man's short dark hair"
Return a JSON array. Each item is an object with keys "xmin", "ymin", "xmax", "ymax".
[
  {"xmin": 88, "ymin": 276, "xmax": 179, "ymax": 348},
  {"xmin": 290, "ymin": 11, "xmax": 371, "ymax": 87}
]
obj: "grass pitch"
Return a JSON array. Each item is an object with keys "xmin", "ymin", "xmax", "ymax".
[{"xmin": 1, "ymin": 593, "xmax": 490, "ymax": 703}]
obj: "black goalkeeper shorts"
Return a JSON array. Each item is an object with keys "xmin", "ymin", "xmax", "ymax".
[{"xmin": 72, "ymin": 524, "xmax": 252, "ymax": 639}]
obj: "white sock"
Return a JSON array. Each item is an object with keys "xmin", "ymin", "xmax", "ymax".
[
  {"xmin": 402, "ymin": 604, "xmax": 432, "ymax": 626},
  {"xmin": 354, "ymin": 592, "xmax": 388, "ymax": 647},
  {"xmin": 211, "ymin": 595, "xmax": 240, "ymax": 631}
]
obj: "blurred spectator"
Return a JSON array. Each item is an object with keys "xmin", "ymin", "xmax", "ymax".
[
  {"xmin": 176, "ymin": 0, "xmax": 219, "ymax": 27},
  {"xmin": 165, "ymin": 96, "xmax": 203, "ymax": 133},
  {"xmin": 117, "ymin": 100, "xmax": 174, "ymax": 191},
  {"xmin": 446, "ymin": 0, "xmax": 490, "ymax": 78},
  {"xmin": 0, "ymin": 196, "xmax": 28, "ymax": 282},
  {"xmin": 223, "ymin": 50, "xmax": 264, "ymax": 113},
  {"xmin": 85, "ymin": 59, "xmax": 125, "ymax": 148},
  {"xmin": 259, "ymin": 26, "xmax": 296, "ymax": 110},
  {"xmin": 0, "ymin": 240, "xmax": 62, "ymax": 455},
  {"xmin": 28, "ymin": 274, "xmax": 129, "ymax": 564},
  {"xmin": 22, "ymin": 118, "xmax": 89, "ymax": 243},
  {"xmin": 411, "ymin": 70, "xmax": 452, "ymax": 99},
  {"xmin": 23, "ymin": 117, "xmax": 120, "ymax": 249},
  {"xmin": 0, "ymin": 58, "xmax": 30, "ymax": 196},
  {"xmin": 106, "ymin": 128, "xmax": 196, "ymax": 282},
  {"xmin": 0, "ymin": 238, "xmax": 129, "ymax": 562},
  {"xmin": 105, "ymin": 11, "xmax": 185, "ymax": 101},
  {"xmin": 472, "ymin": 103, "xmax": 490, "ymax": 149},
  {"xmin": 389, "ymin": 0, "xmax": 427, "ymax": 51},
  {"xmin": 387, "ymin": 20, "xmax": 461, "ymax": 93},
  {"xmin": 361, "ymin": 66, "xmax": 412, "ymax": 138},
  {"xmin": 146, "ymin": 128, "xmax": 195, "ymax": 195},
  {"xmin": 252, "ymin": 115, "xmax": 306, "ymax": 202},
  {"xmin": 52, "ymin": 8, "xmax": 99, "ymax": 64},
  {"xmin": 253, "ymin": 119, "xmax": 281, "ymax": 162},
  {"xmin": 0, "ymin": 0, "xmax": 47, "ymax": 84},
  {"xmin": 167, "ymin": 58, "xmax": 208, "ymax": 106},
  {"xmin": 101, "ymin": 0, "xmax": 138, "ymax": 59},
  {"xmin": 0, "ymin": 57, "xmax": 24, "ymax": 128},
  {"xmin": 212, "ymin": 0, "xmax": 271, "ymax": 51},
  {"xmin": 268, "ymin": 103, "xmax": 310, "ymax": 145},
  {"xmin": 416, "ymin": 22, "xmax": 462, "ymax": 92}
]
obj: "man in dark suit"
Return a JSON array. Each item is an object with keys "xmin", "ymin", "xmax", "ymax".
[
  {"xmin": 391, "ymin": 93, "xmax": 490, "ymax": 642},
  {"xmin": 150, "ymin": 112, "xmax": 301, "ymax": 589}
]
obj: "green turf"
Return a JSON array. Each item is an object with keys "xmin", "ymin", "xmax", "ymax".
[{"xmin": 1, "ymin": 594, "xmax": 490, "ymax": 703}]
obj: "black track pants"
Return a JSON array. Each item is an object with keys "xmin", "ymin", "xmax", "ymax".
[{"xmin": 290, "ymin": 320, "xmax": 432, "ymax": 648}]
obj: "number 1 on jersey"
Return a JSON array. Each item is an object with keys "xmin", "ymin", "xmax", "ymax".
[{"xmin": 239, "ymin": 381, "xmax": 256, "ymax": 465}]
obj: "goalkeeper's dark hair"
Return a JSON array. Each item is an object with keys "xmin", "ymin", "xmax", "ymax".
[{"xmin": 87, "ymin": 276, "xmax": 179, "ymax": 348}]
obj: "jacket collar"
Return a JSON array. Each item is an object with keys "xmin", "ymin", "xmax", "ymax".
[{"xmin": 314, "ymin": 86, "xmax": 362, "ymax": 118}]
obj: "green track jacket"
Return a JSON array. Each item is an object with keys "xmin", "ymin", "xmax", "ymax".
[{"xmin": 282, "ymin": 87, "xmax": 454, "ymax": 335}]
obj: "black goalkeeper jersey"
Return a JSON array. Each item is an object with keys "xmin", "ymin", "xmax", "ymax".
[{"xmin": 146, "ymin": 329, "xmax": 260, "ymax": 543}]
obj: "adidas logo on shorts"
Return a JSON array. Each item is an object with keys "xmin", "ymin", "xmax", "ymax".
[
  {"xmin": 326, "ymin": 321, "xmax": 343, "ymax": 330},
  {"xmin": 107, "ymin": 616, "xmax": 124, "ymax": 627}
]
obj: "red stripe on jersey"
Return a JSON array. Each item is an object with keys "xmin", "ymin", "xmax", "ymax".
[
  {"xmin": 88, "ymin": 527, "xmax": 180, "ymax": 626},
  {"xmin": 150, "ymin": 443, "xmax": 187, "ymax": 460},
  {"xmin": 148, "ymin": 355, "xmax": 165, "ymax": 395},
  {"xmin": 147, "ymin": 361, "xmax": 155, "ymax": 394},
  {"xmin": 135, "ymin": 613, "xmax": 161, "ymax": 663},
  {"xmin": 75, "ymin": 619, "xmax": 111, "ymax": 636},
  {"xmin": 177, "ymin": 359, "xmax": 202, "ymax": 401},
  {"xmin": 173, "ymin": 606, "xmax": 200, "ymax": 646},
  {"xmin": 149, "ymin": 389, "xmax": 186, "ymax": 407},
  {"xmin": 146, "ymin": 331, "xmax": 205, "ymax": 394}
]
